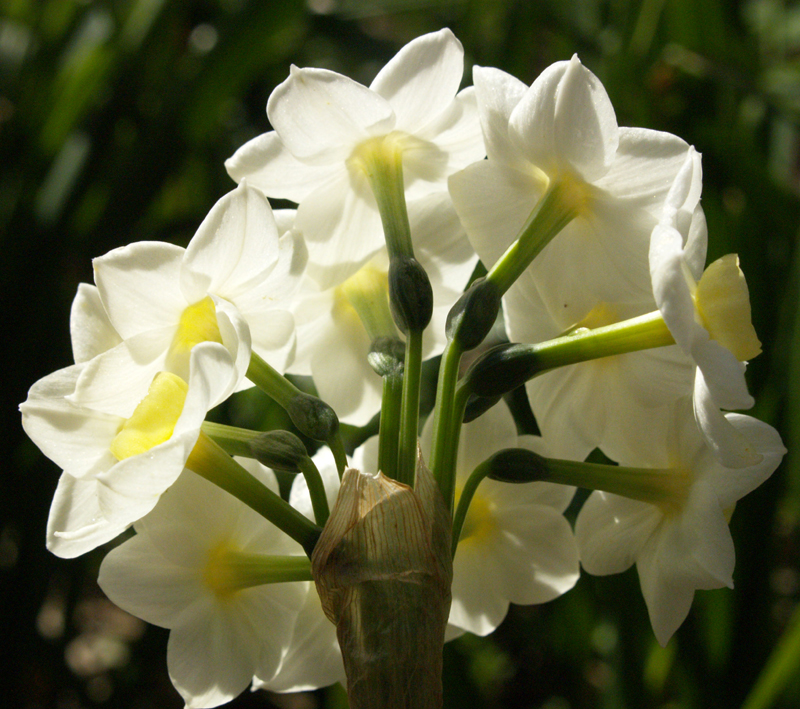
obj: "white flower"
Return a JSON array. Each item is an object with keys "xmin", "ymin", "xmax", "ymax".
[
  {"xmin": 650, "ymin": 148, "xmax": 763, "ymax": 466},
  {"xmin": 98, "ymin": 463, "xmax": 308, "ymax": 708},
  {"xmin": 575, "ymin": 401, "xmax": 785, "ymax": 646},
  {"xmin": 421, "ymin": 400, "xmax": 580, "ymax": 636},
  {"xmin": 283, "ymin": 191, "xmax": 478, "ymax": 425},
  {"xmin": 21, "ymin": 342, "xmax": 233, "ymax": 558},
  {"xmin": 449, "ymin": 57, "xmax": 697, "ymax": 310},
  {"xmin": 69, "ymin": 182, "xmax": 304, "ymax": 418},
  {"xmin": 225, "ymin": 28, "xmax": 484, "ymax": 287}
]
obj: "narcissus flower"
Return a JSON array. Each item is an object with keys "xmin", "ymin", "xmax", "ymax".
[
  {"xmin": 70, "ymin": 182, "xmax": 304, "ymax": 418},
  {"xmin": 449, "ymin": 57, "xmax": 701, "ymax": 461},
  {"xmin": 21, "ymin": 343, "xmax": 234, "ymax": 557},
  {"xmin": 575, "ymin": 401, "xmax": 785, "ymax": 646},
  {"xmin": 226, "ymin": 28, "xmax": 484, "ymax": 287},
  {"xmin": 449, "ymin": 56, "xmax": 698, "ymax": 312},
  {"xmin": 98, "ymin": 463, "xmax": 309, "ymax": 708},
  {"xmin": 650, "ymin": 148, "xmax": 763, "ymax": 466}
]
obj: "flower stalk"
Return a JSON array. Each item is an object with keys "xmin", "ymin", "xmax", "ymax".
[{"xmin": 186, "ymin": 431, "xmax": 322, "ymax": 556}]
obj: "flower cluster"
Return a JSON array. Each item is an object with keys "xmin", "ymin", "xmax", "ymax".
[{"xmin": 21, "ymin": 28, "xmax": 784, "ymax": 709}]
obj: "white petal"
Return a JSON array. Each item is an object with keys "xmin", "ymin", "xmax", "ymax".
[
  {"xmin": 93, "ymin": 242, "xmax": 187, "ymax": 340},
  {"xmin": 636, "ymin": 541, "xmax": 696, "ymax": 646},
  {"xmin": 700, "ymin": 413, "xmax": 785, "ymax": 505},
  {"xmin": 414, "ymin": 87, "xmax": 486, "ymax": 174},
  {"xmin": 46, "ymin": 474, "xmax": 128, "ymax": 558},
  {"xmin": 449, "ymin": 159, "xmax": 541, "ymax": 268},
  {"xmin": 167, "ymin": 600, "xmax": 257, "ymax": 708},
  {"xmin": 551, "ymin": 56, "xmax": 619, "ymax": 181},
  {"xmin": 135, "ymin": 471, "xmax": 242, "ymax": 569},
  {"xmin": 297, "ymin": 171, "xmax": 385, "ymax": 288},
  {"xmin": 182, "ymin": 183, "xmax": 282, "ymax": 303},
  {"xmin": 450, "ymin": 545, "xmax": 509, "ymax": 635},
  {"xmin": 370, "ymin": 28, "xmax": 464, "ymax": 134},
  {"xmin": 308, "ymin": 311, "xmax": 382, "ymax": 427},
  {"xmin": 225, "ymin": 131, "xmax": 341, "ymax": 202},
  {"xmin": 70, "ymin": 283, "xmax": 121, "ymax": 363},
  {"xmin": 492, "ymin": 503, "xmax": 580, "ymax": 604},
  {"xmin": 267, "ymin": 66, "xmax": 395, "ymax": 162},
  {"xmin": 472, "ymin": 65, "xmax": 528, "ymax": 166},
  {"xmin": 510, "ymin": 56, "xmax": 619, "ymax": 182},
  {"xmin": 597, "ymin": 128, "xmax": 695, "ymax": 218},
  {"xmin": 246, "ymin": 308, "xmax": 296, "ymax": 373},
  {"xmin": 575, "ymin": 492, "xmax": 662, "ymax": 576},
  {"xmin": 98, "ymin": 534, "xmax": 202, "ymax": 626},
  {"xmin": 257, "ymin": 584, "xmax": 345, "ymax": 693},
  {"xmin": 69, "ymin": 333, "xmax": 169, "ymax": 417},
  {"xmin": 20, "ymin": 364, "xmax": 122, "ymax": 479},
  {"xmin": 693, "ymin": 372, "xmax": 761, "ymax": 467}
]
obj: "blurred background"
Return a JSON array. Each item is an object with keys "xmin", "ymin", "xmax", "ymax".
[{"xmin": 3, "ymin": 0, "xmax": 800, "ymax": 707}]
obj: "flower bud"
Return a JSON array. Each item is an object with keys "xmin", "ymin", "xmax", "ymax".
[
  {"xmin": 389, "ymin": 256, "xmax": 433, "ymax": 334},
  {"xmin": 445, "ymin": 277, "xmax": 502, "ymax": 350},
  {"xmin": 286, "ymin": 393, "xmax": 340, "ymax": 443},
  {"xmin": 367, "ymin": 336, "xmax": 406, "ymax": 378},
  {"xmin": 248, "ymin": 430, "xmax": 308, "ymax": 473},
  {"xmin": 485, "ymin": 448, "xmax": 549, "ymax": 483},
  {"xmin": 463, "ymin": 342, "xmax": 538, "ymax": 398}
]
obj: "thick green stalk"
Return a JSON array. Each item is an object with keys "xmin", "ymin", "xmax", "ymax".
[
  {"xmin": 378, "ymin": 372, "xmax": 403, "ymax": 480},
  {"xmin": 429, "ymin": 339, "xmax": 464, "ymax": 511},
  {"xmin": 187, "ymin": 432, "xmax": 321, "ymax": 557},
  {"xmin": 201, "ymin": 421, "xmax": 261, "ymax": 458},
  {"xmin": 484, "ymin": 177, "xmax": 583, "ymax": 296},
  {"xmin": 462, "ymin": 311, "xmax": 675, "ymax": 400},
  {"xmin": 396, "ymin": 329, "xmax": 423, "ymax": 487}
]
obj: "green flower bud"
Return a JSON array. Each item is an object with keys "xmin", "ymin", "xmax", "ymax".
[
  {"xmin": 445, "ymin": 277, "xmax": 502, "ymax": 350},
  {"xmin": 485, "ymin": 448, "xmax": 549, "ymax": 483},
  {"xmin": 367, "ymin": 336, "xmax": 406, "ymax": 378},
  {"xmin": 389, "ymin": 256, "xmax": 433, "ymax": 334},
  {"xmin": 286, "ymin": 393, "xmax": 340, "ymax": 443},
  {"xmin": 248, "ymin": 430, "xmax": 309, "ymax": 473},
  {"xmin": 462, "ymin": 343, "xmax": 538, "ymax": 398}
]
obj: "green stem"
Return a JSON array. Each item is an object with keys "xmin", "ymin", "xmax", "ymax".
[
  {"xmin": 463, "ymin": 311, "xmax": 675, "ymax": 399},
  {"xmin": 396, "ymin": 329, "xmax": 423, "ymax": 487},
  {"xmin": 354, "ymin": 136, "xmax": 413, "ymax": 260},
  {"xmin": 429, "ymin": 339, "xmax": 465, "ymax": 511},
  {"xmin": 201, "ymin": 421, "xmax": 260, "ymax": 458},
  {"xmin": 328, "ymin": 434, "xmax": 348, "ymax": 479},
  {"xmin": 451, "ymin": 459, "xmax": 491, "ymax": 554},
  {"xmin": 298, "ymin": 456, "xmax": 330, "ymax": 527},
  {"xmin": 485, "ymin": 177, "xmax": 582, "ymax": 296},
  {"xmin": 485, "ymin": 448, "xmax": 686, "ymax": 512},
  {"xmin": 246, "ymin": 350, "xmax": 298, "ymax": 407},
  {"xmin": 378, "ymin": 372, "xmax": 403, "ymax": 480},
  {"xmin": 187, "ymin": 432, "xmax": 321, "ymax": 557},
  {"xmin": 212, "ymin": 553, "xmax": 313, "ymax": 593}
]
